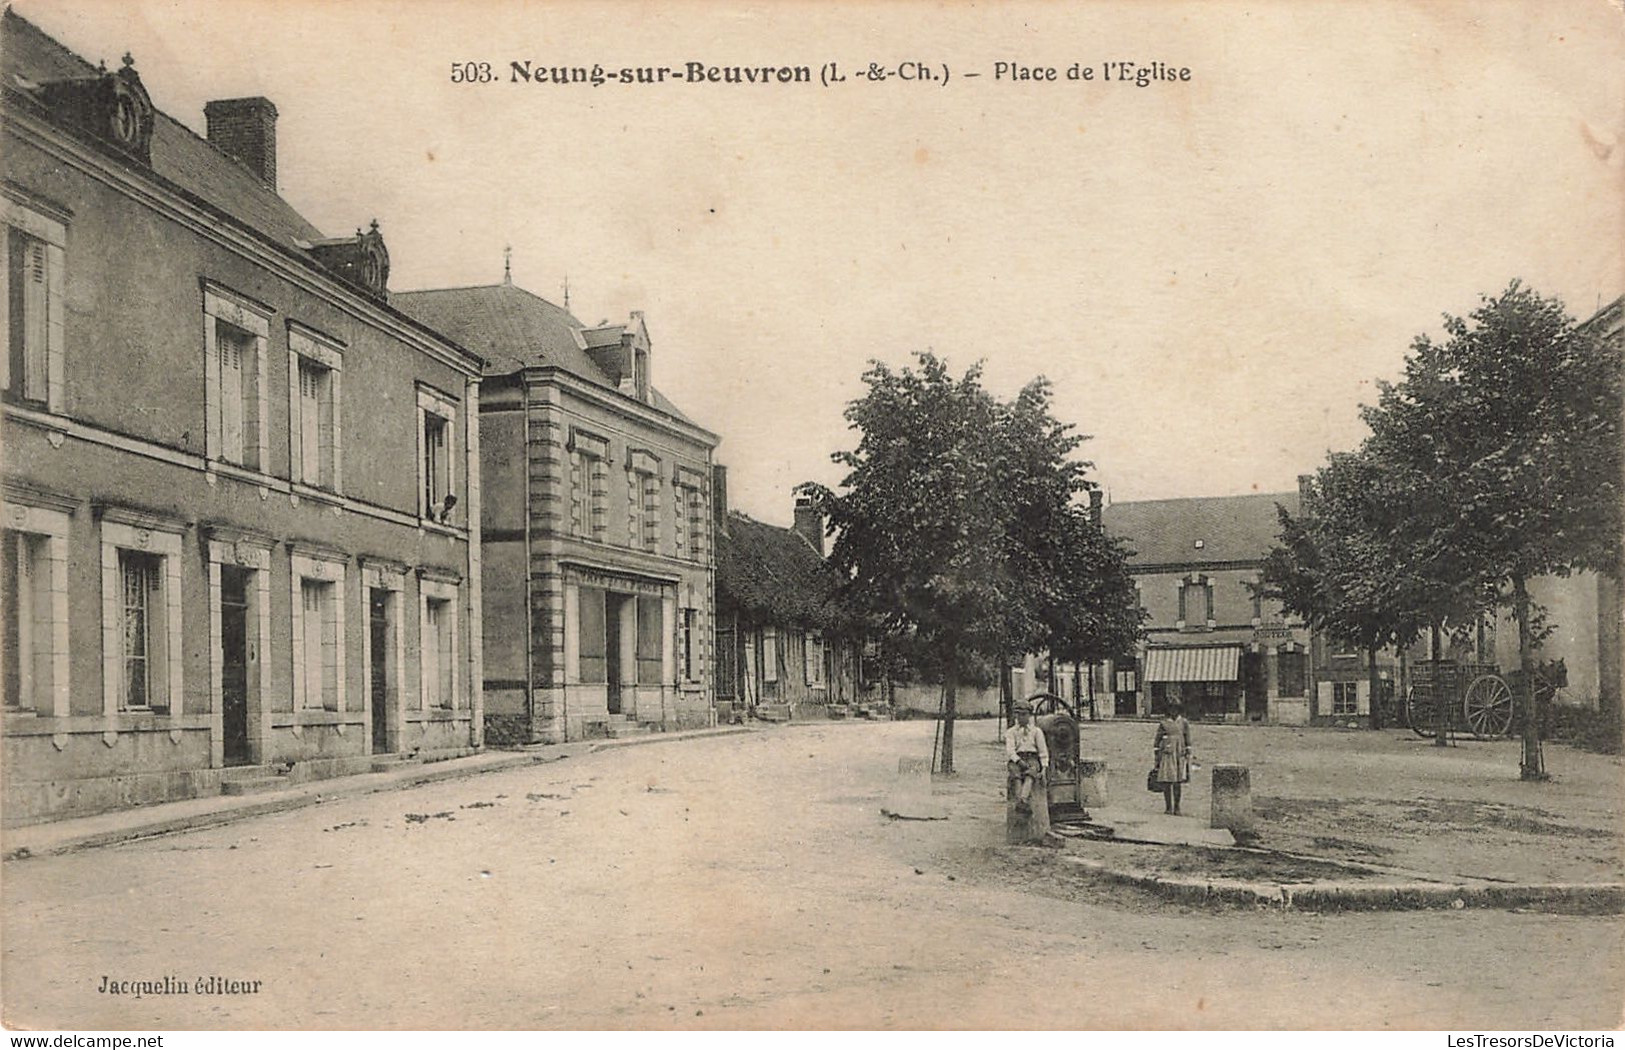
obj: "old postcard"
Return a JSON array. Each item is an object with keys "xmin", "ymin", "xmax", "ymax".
[{"xmin": 1, "ymin": 0, "xmax": 1621, "ymax": 1038}]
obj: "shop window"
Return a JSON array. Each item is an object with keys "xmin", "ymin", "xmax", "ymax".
[
  {"xmin": 1278, "ymin": 650, "xmax": 1307, "ymax": 698},
  {"xmin": 636, "ymin": 595, "xmax": 663, "ymax": 684},
  {"xmin": 578, "ymin": 587, "xmax": 606, "ymax": 683}
]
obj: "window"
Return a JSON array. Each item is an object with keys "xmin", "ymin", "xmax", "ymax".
[
  {"xmin": 423, "ymin": 413, "xmax": 448, "ymax": 517},
  {"xmin": 625, "ymin": 450, "xmax": 661, "ymax": 552},
  {"xmin": 289, "ymin": 326, "xmax": 343, "ymax": 492},
  {"xmin": 578, "ymin": 586, "xmax": 606, "ymax": 683},
  {"xmin": 636, "ymin": 596, "xmax": 663, "ymax": 684},
  {"xmin": 203, "ymin": 285, "xmax": 270, "ymax": 469},
  {"xmin": 298, "ymin": 579, "xmax": 338, "ymax": 710},
  {"xmin": 289, "ymin": 552, "xmax": 346, "ymax": 714},
  {"xmin": 681, "ymin": 607, "xmax": 697, "ymax": 681},
  {"xmin": 762, "ymin": 626, "xmax": 779, "ymax": 683},
  {"xmin": 1179, "ymin": 578, "xmax": 1212, "ymax": 628},
  {"xmin": 99, "ymin": 515, "xmax": 184, "ymax": 719},
  {"xmin": 1332, "ymin": 681, "xmax": 1359, "ymax": 716},
  {"xmin": 1278, "ymin": 649, "xmax": 1306, "ymax": 698},
  {"xmin": 424, "ymin": 598, "xmax": 454, "ymax": 708},
  {"xmin": 674, "ymin": 473, "xmax": 706, "ymax": 562},
  {"xmin": 804, "ymin": 632, "xmax": 825, "ymax": 687},
  {"xmin": 415, "ymin": 385, "xmax": 459, "ymax": 523},
  {"xmin": 2, "ymin": 530, "xmax": 48, "ymax": 709},
  {"xmin": 2, "ymin": 199, "xmax": 65, "ymax": 411}
]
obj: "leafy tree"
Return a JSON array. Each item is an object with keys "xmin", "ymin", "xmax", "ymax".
[
  {"xmin": 1360, "ymin": 283, "xmax": 1623, "ymax": 777},
  {"xmin": 801, "ymin": 353, "xmax": 1140, "ymax": 773}
]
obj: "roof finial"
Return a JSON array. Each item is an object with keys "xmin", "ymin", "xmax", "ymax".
[
  {"xmin": 121, "ymin": 52, "xmax": 135, "ymax": 69},
  {"xmin": 562, "ymin": 274, "xmax": 570, "ymax": 311},
  {"xmin": 503, "ymin": 244, "xmax": 512, "ymax": 285}
]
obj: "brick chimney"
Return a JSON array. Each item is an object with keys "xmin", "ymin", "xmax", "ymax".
[
  {"xmin": 793, "ymin": 495, "xmax": 823, "ymax": 556},
  {"xmin": 204, "ymin": 97, "xmax": 277, "ymax": 190},
  {"xmin": 711, "ymin": 464, "xmax": 729, "ymax": 536}
]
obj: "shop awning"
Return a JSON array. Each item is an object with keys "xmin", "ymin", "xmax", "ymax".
[{"xmin": 1143, "ymin": 646, "xmax": 1242, "ymax": 683}]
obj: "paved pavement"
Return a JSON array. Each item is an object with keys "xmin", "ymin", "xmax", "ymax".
[{"xmin": 3, "ymin": 720, "xmax": 1621, "ymax": 1030}]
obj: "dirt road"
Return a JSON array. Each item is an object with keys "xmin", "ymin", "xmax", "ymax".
[{"xmin": 3, "ymin": 722, "xmax": 1621, "ymax": 1030}]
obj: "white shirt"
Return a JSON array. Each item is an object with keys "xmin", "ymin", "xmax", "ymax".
[{"xmin": 1004, "ymin": 722, "xmax": 1048, "ymax": 766}]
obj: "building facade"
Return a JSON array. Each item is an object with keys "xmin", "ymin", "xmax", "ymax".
[
  {"xmin": 1, "ymin": 13, "xmax": 485, "ymax": 823},
  {"xmin": 713, "ymin": 492, "xmax": 860, "ymax": 720},
  {"xmin": 1101, "ymin": 490, "xmax": 1349, "ymax": 724},
  {"xmin": 396, "ymin": 284, "xmax": 718, "ymax": 743}
]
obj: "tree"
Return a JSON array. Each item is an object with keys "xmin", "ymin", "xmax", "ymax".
[
  {"xmin": 1361, "ymin": 283, "xmax": 1623, "ymax": 777},
  {"xmin": 801, "ymin": 353, "xmax": 1140, "ymax": 773},
  {"xmin": 1260, "ymin": 450, "xmax": 1442, "ymax": 731}
]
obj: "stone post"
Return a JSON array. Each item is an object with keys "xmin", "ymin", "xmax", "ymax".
[
  {"xmin": 1077, "ymin": 757, "xmax": 1109, "ymax": 807},
  {"xmin": 1210, "ymin": 763, "xmax": 1253, "ymax": 832}
]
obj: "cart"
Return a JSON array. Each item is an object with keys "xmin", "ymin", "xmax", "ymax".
[{"xmin": 1403, "ymin": 659, "xmax": 1565, "ymax": 740}]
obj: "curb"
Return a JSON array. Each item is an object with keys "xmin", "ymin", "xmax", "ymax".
[
  {"xmin": 589, "ymin": 725, "xmax": 754, "ymax": 752},
  {"xmin": 4, "ymin": 727, "xmax": 752, "ymax": 861},
  {"xmin": 1058, "ymin": 855, "xmax": 1625, "ymax": 913}
]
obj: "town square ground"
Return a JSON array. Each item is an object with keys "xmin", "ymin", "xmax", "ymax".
[{"xmin": 3, "ymin": 720, "xmax": 1621, "ymax": 1030}]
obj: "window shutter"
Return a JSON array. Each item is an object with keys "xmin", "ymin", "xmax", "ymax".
[
  {"xmin": 218, "ymin": 329, "xmax": 244, "ymax": 462},
  {"xmin": 300, "ymin": 363, "xmax": 321, "ymax": 483},
  {"xmin": 21, "ymin": 237, "xmax": 49, "ymax": 403}
]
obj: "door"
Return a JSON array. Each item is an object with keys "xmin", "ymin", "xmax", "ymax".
[
  {"xmin": 370, "ymin": 589, "xmax": 389, "ymax": 753},
  {"xmin": 1243, "ymin": 652, "xmax": 1268, "ymax": 721},
  {"xmin": 220, "ymin": 567, "xmax": 251, "ymax": 766},
  {"xmin": 605, "ymin": 593, "xmax": 628, "ymax": 715}
]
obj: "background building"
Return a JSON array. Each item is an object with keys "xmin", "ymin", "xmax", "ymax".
[
  {"xmin": 397, "ymin": 283, "xmax": 718, "ymax": 743},
  {"xmin": 1, "ymin": 12, "xmax": 485, "ymax": 823}
]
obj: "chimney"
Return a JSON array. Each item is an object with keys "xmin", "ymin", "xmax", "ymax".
[
  {"xmin": 204, "ymin": 97, "xmax": 278, "ymax": 190},
  {"xmin": 793, "ymin": 495, "xmax": 823, "ymax": 556},
  {"xmin": 711, "ymin": 464, "xmax": 729, "ymax": 536},
  {"xmin": 1088, "ymin": 489, "xmax": 1103, "ymax": 528}
]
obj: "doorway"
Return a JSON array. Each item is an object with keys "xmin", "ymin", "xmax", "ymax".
[
  {"xmin": 220, "ymin": 567, "xmax": 251, "ymax": 766},
  {"xmin": 370, "ymin": 588, "xmax": 390, "ymax": 753},
  {"xmin": 604, "ymin": 592, "xmax": 631, "ymax": 715}
]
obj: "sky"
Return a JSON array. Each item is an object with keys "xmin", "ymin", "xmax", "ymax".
[{"xmin": 15, "ymin": 0, "xmax": 1623, "ymax": 526}]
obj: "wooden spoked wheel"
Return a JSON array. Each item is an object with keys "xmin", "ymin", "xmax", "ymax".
[{"xmin": 1462, "ymin": 674, "xmax": 1515, "ymax": 739}]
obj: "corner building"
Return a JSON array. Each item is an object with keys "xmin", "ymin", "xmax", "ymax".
[
  {"xmin": 1, "ymin": 13, "xmax": 485, "ymax": 822},
  {"xmin": 395, "ymin": 284, "xmax": 718, "ymax": 743}
]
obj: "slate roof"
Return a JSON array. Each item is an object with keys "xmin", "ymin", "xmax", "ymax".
[
  {"xmin": 1102, "ymin": 491, "xmax": 1298, "ymax": 568},
  {"xmin": 393, "ymin": 283, "xmax": 697, "ymax": 426},
  {"xmin": 715, "ymin": 512, "xmax": 840, "ymax": 628},
  {"xmin": 3, "ymin": 11, "xmax": 323, "ymax": 249}
]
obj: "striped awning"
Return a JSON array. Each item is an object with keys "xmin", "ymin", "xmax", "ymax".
[{"xmin": 1143, "ymin": 646, "xmax": 1243, "ymax": 683}]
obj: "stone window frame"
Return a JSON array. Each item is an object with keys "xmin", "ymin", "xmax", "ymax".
[
  {"xmin": 1, "ymin": 488, "xmax": 72, "ymax": 718},
  {"xmin": 416, "ymin": 384, "xmax": 459, "ymax": 524},
  {"xmin": 625, "ymin": 448, "xmax": 662, "ymax": 553},
  {"xmin": 289, "ymin": 547, "xmax": 348, "ymax": 715},
  {"xmin": 418, "ymin": 570, "xmax": 462, "ymax": 711},
  {"xmin": 0, "ymin": 192, "xmax": 68, "ymax": 414},
  {"xmin": 1176, "ymin": 573, "xmax": 1215, "ymax": 631},
  {"xmin": 202, "ymin": 282, "xmax": 272, "ymax": 473},
  {"xmin": 287, "ymin": 323, "xmax": 345, "ymax": 494},
  {"xmin": 567, "ymin": 428, "xmax": 611, "ymax": 541},
  {"xmin": 99, "ymin": 510, "xmax": 185, "ymax": 718},
  {"xmin": 205, "ymin": 528, "xmax": 273, "ymax": 767},
  {"xmin": 673, "ymin": 465, "xmax": 707, "ymax": 563}
]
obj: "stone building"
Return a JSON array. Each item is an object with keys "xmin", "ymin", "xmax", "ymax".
[
  {"xmin": 1101, "ymin": 491, "xmax": 1329, "ymax": 724},
  {"xmin": 713, "ymin": 491, "xmax": 860, "ymax": 720},
  {"xmin": 395, "ymin": 282, "xmax": 718, "ymax": 743},
  {"xmin": 1, "ymin": 12, "xmax": 485, "ymax": 822}
]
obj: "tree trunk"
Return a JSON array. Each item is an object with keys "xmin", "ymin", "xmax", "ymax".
[
  {"xmin": 1433, "ymin": 623, "xmax": 1448, "ymax": 747},
  {"xmin": 1514, "ymin": 574, "xmax": 1546, "ymax": 781},
  {"xmin": 1367, "ymin": 644, "xmax": 1383, "ymax": 730},
  {"xmin": 940, "ymin": 670, "xmax": 957, "ymax": 777}
]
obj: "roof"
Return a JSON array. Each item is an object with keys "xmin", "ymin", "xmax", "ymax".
[
  {"xmin": 393, "ymin": 283, "xmax": 696, "ymax": 425},
  {"xmin": 715, "ymin": 512, "xmax": 840, "ymax": 628},
  {"xmin": 3, "ymin": 11, "xmax": 323, "ymax": 249},
  {"xmin": 1578, "ymin": 295, "xmax": 1624, "ymax": 342},
  {"xmin": 1102, "ymin": 491, "xmax": 1298, "ymax": 567}
]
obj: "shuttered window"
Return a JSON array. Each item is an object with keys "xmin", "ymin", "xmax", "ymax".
[
  {"xmin": 578, "ymin": 587, "xmax": 606, "ymax": 684},
  {"xmin": 5, "ymin": 229, "xmax": 49, "ymax": 405}
]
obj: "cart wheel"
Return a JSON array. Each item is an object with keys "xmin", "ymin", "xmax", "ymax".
[
  {"xmin": 1405, "ymin": 686, "xmax": 1437, "ymax": 738},
  {"xmin": 1463, "ymin": 674, "xmax": 1515, "ymax": 739}
]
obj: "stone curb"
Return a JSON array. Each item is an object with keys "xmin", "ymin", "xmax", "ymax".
[
  {"xmin": 4, "ymin": 727, "xmax": 754, "ymax": 861},
  {"xmin": 1059, "ymin": 856, "xmax": 1625, "ymax": 913},
  {"xmin": 589, "ymin": 726, "xmax": 754, "ymax": 752}
]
